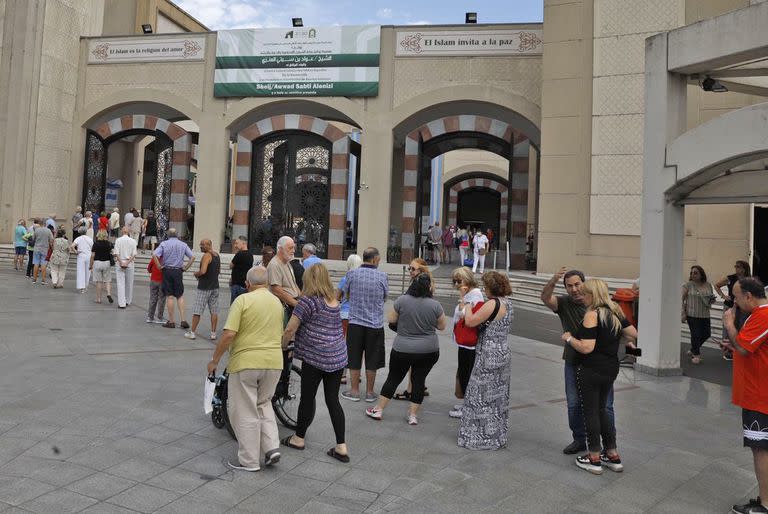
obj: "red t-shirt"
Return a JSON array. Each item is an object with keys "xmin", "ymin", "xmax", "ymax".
[
  {"xmin": 98, "ymin": 217, "xmax": 109, "ymax": 231},
  {"xmin": 147, "ymin": 258, "xmax": 163, "ymax": 283},
  {"xmin": 733, "ymin": 303, "xmax": 768, "ymax": 413}
]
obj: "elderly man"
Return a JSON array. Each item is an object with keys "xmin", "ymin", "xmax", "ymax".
[
  {"xmin": 341, "ymin": 247, "xmax": 388, "ymax": 402},
  {"xmin": 113, "ymin": 227, "xmax": 138, "ymax": 309},
  {"xmin": 71, "ymin": 207, "xmax": 83, "ymax": 241},
  {"xmin": 185, "ymin": 239, "xmax": 220, "ymax": 341},
  {"xmin": 109, "ymin": 208, "xmax": 120, "ymax": 241},
  {"xmin": 301, "ymin": 243, "xmax": 321, "ymax": 270},
  {"xmin": 267, "ymin": 236, "xmax": 301, "ymax": 315},
  {"xmin": 723, "ymin": 278, "xmax": 768, "ymax": 514},
  {"xmin": 207, "ymin": 266, "xmax": 283, "ymax": 472},
  {"xmin": 230, "ymin": 236, "xmax": 253, "ymax": 303},
  {"xmin": 153, "ymin": 228, "xmax": 195, "ymax": 329}
]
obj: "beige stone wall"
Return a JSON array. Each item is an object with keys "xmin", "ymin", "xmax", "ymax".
[
  {"xmin": 0, "ymin": 0, "xmax": 5, "ymax": 67},
  {"xmin": 441, "ymin": 150, "xmax": 508, "ymax": 184}
]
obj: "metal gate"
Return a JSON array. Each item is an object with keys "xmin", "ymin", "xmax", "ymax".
[{"xmin": 250, "ymin": 132, "xmax": 332, "ymax": 258}]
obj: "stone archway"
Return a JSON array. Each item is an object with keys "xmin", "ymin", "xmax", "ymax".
[
  {"xmin": 88, "ymin": 115, "xmax": 192, "ymax": 238},
  {"xmin": 233, "ymin": 115, "xmax": 350, "ymax": 260},
  {"xmin": 446, "ymin": 176, "xmax": 509, "ymax": 244}
]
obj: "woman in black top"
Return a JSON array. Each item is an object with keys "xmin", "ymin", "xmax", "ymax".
[
  {"xmin": 90, "ymin": 230, "xmax": 114, "ymax": 304},
  {"xmin": 561, "ymin": 278, "xmax": 637, "ymax": 475}
]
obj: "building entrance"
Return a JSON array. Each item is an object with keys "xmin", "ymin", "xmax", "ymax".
[
  {"xmin": 753, "ymin": 206, "xmax": 768, "ymax": 285},
  {"xmin": 457, "ymin": 188, "xmax": 501, "ymax": 246}
]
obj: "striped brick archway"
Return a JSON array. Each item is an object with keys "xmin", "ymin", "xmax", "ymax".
[
  {"xmin": 401, "ymin": 115, "xmax": 529, "ymax": 263},
  {"xmin": 92, "ymin": 115, "xmax": 191, "ymax": 237},
  {"xmin": 447, "ymin": 176, "xmax": 509, "ymax": 245},
  {"xmin": 233, "ymin": 115, "xmax": 350, "ymax": 260}
]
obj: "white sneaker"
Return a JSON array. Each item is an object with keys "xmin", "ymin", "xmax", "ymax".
[
  {"xmin": 145, "ymin": 317, "xmax": 153, "ymax": 323},
  {"xmin": 453, "ymin": 404, "xmax": 463, "ymax": 410},
  {"xmin": 407, "ymin": 414, "xmax": 418, "ymax": 426},
  {"xmin": 210, "ymin": 332, "xmax": 217, "ymax": 341},
  {"xmin": 449, "ymin": 408, "xmax": 463, "ymax": 419},
  {"xmin": 152, "ymin": 318, "xmax": 166, "ymax": 324},
  {"xmin": 365, "ymin": 407, "xmax": 382, "ymax": 420},
  {"xmin": 184, "ymin": 331, "xmax": 196, "ymax": 340}
]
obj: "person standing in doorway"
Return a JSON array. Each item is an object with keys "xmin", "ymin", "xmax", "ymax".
[
  {"xmin": 143, "ymin": 211, "xmax": 158, "ymax": 251},
  {"xmin": 32, "ymin": 221, "xmax": 53, "ymax": 285},
  {"xmin": 49, "ymin": 228, "xmax": 70, "ymax": 289},
  {"xmin": 185, "ymin": 239, "xmax": 220, "ymax": 341},
  {"xmin": 341, "ymin": 247, "xmax": 388, "ymax": 403},
  {"xmin": 230, "ymin": 236, "xmax": 253, "ymax": 304},
  {"xmin": 13, "ymin": 220, "xmax": 27, "ymax": 271},
  {"xmin": 71, "ymin": 228, "xmax": 93, "ymax": 293},
  {"xmin": 71, "ymin": 207, "xmax": 83, "ymax": 241},
  {"xmin": 471, "ymin": 229, "xmax": 489, "ymax": 274},
  {"xmin": 109, "ymin": 208, "xmax": 120, "ymax": 242},
  {"xmin": 113, "ymin": 227, "xmax": 137, "ymax": 309},
  {"xmin": 90, "ymin": 230, "xmax": 114, "ymax": 303},
  {"xmin": 153, "ymin": 227, "xmax": 195, "ymax": 328},
  {"xmin": 682, "ymin": 265, "xmax": 716, "ymax": 365},
  {"xmin": 458, "ymin": 227, "xmax": 470, "ymax": 266}
]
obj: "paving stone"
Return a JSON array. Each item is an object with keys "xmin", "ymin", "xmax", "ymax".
[
  {"xmin": 106, "ymin": 457, "xmax": 170, "ymax": 482},
  {"xmin": 106, "ymin": 484, "xmax": 180, "ymax": 513},
  {"xmin": 146, "ymin": 467, "xmax": 214, "ymax": 494},
  {"xmin": 0, "ymin": 476, "xmax": 57, "ymax": 506},
  {"xmin": 20, "ymin": 489, "xmax": 98, "ymax": 513},
  {"xmin": 65, "ymin": 473, "xmax": 137, "ymax": 501}
]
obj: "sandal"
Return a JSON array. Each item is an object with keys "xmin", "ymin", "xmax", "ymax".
[
  {"xmin": 340, "ymin": 376, "xmax": 347, "ymax": 385},
  {"xmin": 327, "ymin": 448, "xmax": 350, "ymax": 463},
  {"xmin": 393, "ymin": 391, "xmax": 411, "ymax": 401},
  {"xmin": 281, "ymin": 435, "xmax": 304, "ymax": 450}
]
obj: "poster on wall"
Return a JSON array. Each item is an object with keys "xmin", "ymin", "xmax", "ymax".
[
  {"xmin": 395, "ymin": 29, "xmax": 543, "ymax": 57},
  {"xmin": 214, "ymin": 25, "xmax": 380, "ymax": 97},
  {"xmin": 88, "ymin": 37, "xmax": 206, "ymax": 63}
]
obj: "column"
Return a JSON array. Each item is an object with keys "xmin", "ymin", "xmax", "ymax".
[
  {"xmin": 636, "ymin": 33, "xmax": 687, "ymax": 376},
  {"xmin": 193, "ymin": 119, "xmax": 230, "ymax": 251},
  {"xmin": 356, "ymin": 125, "xmax": 393, "ymax": 257},
  {"xmin": 347, "ymin": 130, "xmax": 360, "ymax": 223}
]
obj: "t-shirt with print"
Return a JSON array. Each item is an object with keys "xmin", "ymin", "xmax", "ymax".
[
  {"xmin": 267, "ymin": 258, "xmax": 300, "ymax": 299},
  {"xmin": 33, "ymin": 226, "xmax": 52, "ymax": 254},
  {"xmin": 230, "ymin": 250, "xmax": 253, "ymax": 287},
  {"xmin": 292, "ymin": 296, "xmax": 347, "ymax": 372},
  {"xmin": 393, "ymin": 294, "xmax": 444, "ymax": 354},
  {"xmin": 556, "ymin": 294, "xmax": 588, "ymax": 364},
  {"xmin": 733, "ymin": 303, "xmax": 768, "ymax": 414},
  {"xmin": 225, "ymin": 288, "xmax": 284, "ymax": 373}
]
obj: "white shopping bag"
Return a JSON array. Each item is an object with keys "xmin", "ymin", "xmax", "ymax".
[{"xmin": 203, "ymin": 377, "xmax": 215, "ymax": 415}]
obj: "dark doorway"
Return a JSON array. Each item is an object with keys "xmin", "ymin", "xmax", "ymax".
[
  {"xmin": 457, "ymin": 188, "xmax": 501, "ymax": 241},
  {"xmin": 249, "ymin": 131, "xmax": 332, "ymax": 258},
  {"xmin": 754, "ymin": 206, "xmax": 768, "ymax": 284}
]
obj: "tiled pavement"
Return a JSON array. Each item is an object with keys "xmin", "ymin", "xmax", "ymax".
[{"xmin": 0, "ymin": 267, "xmax": 758, "ymax": 513}]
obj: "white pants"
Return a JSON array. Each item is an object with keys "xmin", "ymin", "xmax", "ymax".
[
  {"xmin": 50, "ymin": 263, "xmax": 67, "ymax": 287},
  {"xmin": 459, "ymin": 246, "xmax": 468, "ymax": 265},
  {"xmin": 472, "ymin": 251, "xmax": 486, "ymax": 273},
  {"xmin": 76, "ymin": 254, "xmax": 90, "ymax": 289},
  {"xmin": 115, "ymin": 265, "xmax": 135, "ymax": 307}
]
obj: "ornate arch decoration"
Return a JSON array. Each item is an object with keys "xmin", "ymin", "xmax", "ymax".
[
  {"xmin": 446, "ymin": 175, "xmax": 509, "ymax": 244},
  {"xmin": 400, "ymin": 115, "xmax": 529, "ymax": 262},
  {"xmin": 233, "ymin": 114, "xmax": 350, "ymax": 260},
  {"xmin": 90, "ymin": 115, "xmax": 192, "ymax": 237}
]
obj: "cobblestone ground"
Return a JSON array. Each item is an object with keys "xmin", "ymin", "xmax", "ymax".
[{"xmin": 0, "ymin": 267, "xmax": 757, "ymax": 513}]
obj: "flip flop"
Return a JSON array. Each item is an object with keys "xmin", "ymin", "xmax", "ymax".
[
  {"xmin": 327, "ymin": 448, "xmax": 350, "ymax": 463},
  {"xmin": 393, "ymin": 391, "xmax": 411, "ymax": 401},
  {"xmin": 281, "ymin": 436, "xmax": 304, "ymax": 450}
]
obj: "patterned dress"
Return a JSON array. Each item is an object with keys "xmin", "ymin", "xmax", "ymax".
[{"xmin": 458, "ymin": 297, "xmax": 514, "ymax": 450}]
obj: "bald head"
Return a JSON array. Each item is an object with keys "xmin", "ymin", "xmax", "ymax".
[{"xmin": 246, "ymin": 266, "xmax": 269, "ymax": 289}]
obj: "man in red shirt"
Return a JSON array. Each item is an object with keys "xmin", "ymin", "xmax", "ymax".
[{"xmin": 723, "ymin": 277, "xmax": 768, "ymax": 514}]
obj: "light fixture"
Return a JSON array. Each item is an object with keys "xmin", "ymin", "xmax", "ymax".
[
  {"xmin": 465, "ymin": 12, "xmax": 477, "ymax": 24},
  {"xmin": 701, "ymin": 76, "xmax": 728, "ymax": 93},
  {"xmin": 141, "ymin": 24, "xmax": 153, "ymax": 34},
  {"xmin": 292, "ymin": 18, "xmax": 303, "ymax": 27}
]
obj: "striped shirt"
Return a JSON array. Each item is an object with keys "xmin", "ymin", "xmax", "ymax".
[
  {"xmin": 154, "ymin": 237, "xmax": 192, "ymax": 268},
  {"xmin": 343, "ymin": 264, "xmax": 388, "ymax": 328},
  {"xmin": 684, "ymin": 281, "xmax": 715, "ymax": 318},
  {"xmin": 292, "ymin": 296, "xmax": 347, "ymax": 372}
]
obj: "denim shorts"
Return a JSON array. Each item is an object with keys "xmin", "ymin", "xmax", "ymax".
[
  {"xmin": 14, "ymin": 246, "xmax": 26, "ymax": 255},
  {"xmin": 32, "ymin": 251, "xmax": 48, "ymax": 265}
]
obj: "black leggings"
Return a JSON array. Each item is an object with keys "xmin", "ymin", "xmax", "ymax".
[
  {"xmin": 457, "ymin": 347, "xmax": 476, "ymax": 397},
  {"xmin": 380, "ymin": 350, "xmax": 439, "ymax": 404},
  {"xmin": 26, "ymin": 250, "xmax": 34, "ymax": 276},
  {"xmin": 687, "ymin": 316, "xmax": 711, "ymax": 356},
  {"xmin": 295, "ymin": 362, "xmax": 345, "ymax": 444},
  {"xmin": 576, "ymin": 365, "xmax": 617, "ymax": 453}
]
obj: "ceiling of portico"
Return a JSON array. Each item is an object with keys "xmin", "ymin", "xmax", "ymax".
[{"xmin": 702, "ymin": 56, "xmax": 768, "ymax": 97}]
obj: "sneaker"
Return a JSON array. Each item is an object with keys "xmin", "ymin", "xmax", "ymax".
[
  {"xmin": 449, "ymin": 408, "xmax": 463, "ymax": 419},
  {"xmin": 152, "ymin": 318, "xmax": 166, "ymax": 324},
  {"xmin": 600, "ymin": 452, "xmax": 624, "ymax": 472},
  {"xmin": 107, "ymin": 295, "xmax": 113, "ymax": 304},
  {"xmin": 407, "ymin": 414, "xmax": 418, "ymax": 426},
  {"xmin": 732, "ymin": 500, "xmax": 768, "ymax": 514},
  {"xmin": 453, "ymin": 404, "xmax": 464, "ymax": 410},
  {"xmin": 691, "ymin": 355, "xmax": 702, "ymax": 364},
  {"xmin": 563, "ymin": 440, "xmax": 587, "ymax": 455},
  {"xmin": 575, "ymin": 454, "xmax": 603, "ymax": 475},
  {"xmin": 145, "ymin": 317, "xmax": 153, "ymax": 323},
  {"xmin": 365, "ymin": 407, "xmax": 382, "ymax": 420},
  {"xmin": 341, "ymin": 390, "xmax": 360, "ymax": 402},
  {"xmin": 724, "ymin": 352, "xmax": 734, "ymax": 361},
  {"xmin": 365, "ymin": 392, "xmax": 377, "ymax": 403},
  {"xmin": 162, "ymin": 321, "xmax": 176, "ymax": 329},
  {"xmin": 31, "ymin": 281, "xmax": 37, "ymax": 285},
  {"xmin": 184, "ymin": 331, "xmax": 196, "ymax": 340},
  {"xmin": 227, "ymin": 460, "xmax": 259, "ymax": 472},
  {"xmin": 264, "ymin": 449, "xmax": 280, "ymax": 467},
  {"xmin": 40, "ymin": 281, "xmax": 47, "ymax": 285},
  {"xmin": 210, "ymin": 332, "xmax": 217, "ymax": 341},
  {"xmin": 180, "ymin": 321, "xmax": 190, "ymax": 329}
]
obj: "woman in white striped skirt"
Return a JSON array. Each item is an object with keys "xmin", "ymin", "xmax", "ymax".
[{"xmin": 71, "ymin": 228, "xmax": 94, "ymax": 293}]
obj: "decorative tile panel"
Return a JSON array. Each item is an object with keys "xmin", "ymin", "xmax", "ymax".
[
  {"xmin": 592, "ymin": 74, "xmax": 644, "ymax": 116},
  {"xmin": 591, "ymin": 115, "xmax": 644, "ymax": 156},
  {"xmin": 595, "ymin": 0, "xmax": 684, "ymax": 37},
  {"xmin": 589, "ymin": 195, "xmax": 642, "ymax": 235},
  {"xmin": 590, "ymin": 155, "xmax": 643, "ymax": 195}
]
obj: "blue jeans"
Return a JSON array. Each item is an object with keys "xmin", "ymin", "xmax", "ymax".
[
  {"xmin": 565, "ymin": 362, "xmax": 615, "ymax": 444},
  {"xmin": 230, "ymin": 284, "xmax": 247, "ymax": 304}
]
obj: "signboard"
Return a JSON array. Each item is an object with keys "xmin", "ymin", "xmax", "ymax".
[
  {"xmin": 396, "ymin": 29, "xmax": 543, "ymax": 57},
  {"xmin": 88, "ymin": 37, "xmax": 206, "ymax": 64},
  {"xmin": 214, "ymin": 25, "xmax": 380, "ymax": 97}
]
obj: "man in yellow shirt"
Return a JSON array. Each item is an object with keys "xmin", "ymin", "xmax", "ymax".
[{"xmin": 207, "ymin": 266, "xmax": 284, "ymax": 472}]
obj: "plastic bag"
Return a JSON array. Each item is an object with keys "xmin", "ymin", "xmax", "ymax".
[{"xmin": 203, "ymin": 376, "xmax": 215, "ymax": 415}]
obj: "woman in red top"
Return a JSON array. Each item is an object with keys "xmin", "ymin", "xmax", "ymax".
[
  {"xmin": 98, "ymin": 211, "xmax": 109, "ymax": 232},
  {"xmin": 146, "ymin": 257, "xmax": 166, "ymax": 323}
]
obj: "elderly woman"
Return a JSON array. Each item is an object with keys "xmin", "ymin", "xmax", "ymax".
[
  {"xmin": 338, "ymin": 254, "xmax": 363, "ymax": 385},
  {"xmin": 449, "ymin": 267, "xmax": 485, "ymax": 418},
  {"xmin": 71, "ymin": 228, "xmax": 93, "ymax": 293},
  {"xmin": 682, "ymin": 265, "xmax": 716, "ymax": 364},
  {"xmin": 281, "ymin": 264, "xmax": 349, "ymax": 462},
  {"xmin": 90, "ymin": 230, "xmax": 114, "ymax": 304},
  {"xmin": 366, "ymin": 273, "xmax": 447, "ymax": 425},
  {"xmin": 560, "ymin": 279, "xmax": 638, "ymax": 475},
  {"xmin": 458, "ymin": 272, "xmax": 513, "ymax": 450},
  {"xmin": 49, "ymin": 228, "xmax": 70, "ymax": 289}
]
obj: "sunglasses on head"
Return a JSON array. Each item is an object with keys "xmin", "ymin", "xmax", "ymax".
[{"xmin": 408, "ymin": 266, "xmax": 417, "ymax": 271}]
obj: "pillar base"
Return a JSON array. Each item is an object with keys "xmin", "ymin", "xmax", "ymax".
[{"xmin": 635, "ymin": 363, "xmax": 683, "ymax": 377}]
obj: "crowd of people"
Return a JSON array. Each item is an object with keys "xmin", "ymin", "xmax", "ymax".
[{"xmin": 423, "ymin": 222, "xmax": 492, "ymax": 273}]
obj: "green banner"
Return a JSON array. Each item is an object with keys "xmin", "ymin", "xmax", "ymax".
[
  {"xmin": 214, "ymin": 81, "xmax": 379, "ymax": 97},
  {"xmin": 216, "ymin": 54, "xmax": 380, "ymax": 69}
]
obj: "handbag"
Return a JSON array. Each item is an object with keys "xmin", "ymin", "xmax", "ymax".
[
  {"xmin": 453, "ymin": 301, "xmax": 484, "ymax": 347},
  {"xmin": 478, "ymin": 247, "xmax": 487, "ymax": 256}
]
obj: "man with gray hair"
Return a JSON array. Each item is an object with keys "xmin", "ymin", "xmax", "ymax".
[
  {"xmin": 207, "ymin": 266, "xmax": 284, "ymax": 472},
  {"xmin": 301, "ymin": 243, "xmax": 321, "ymax": 270},
  {"xmin": 153, "ymin": 227, "xmax": 195, "ymax": 329},
  {"xmin": 268, "ymin": 236, "xmax": 300, "ymax": 316}
]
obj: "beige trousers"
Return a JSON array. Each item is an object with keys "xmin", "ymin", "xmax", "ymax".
[
  {"xmin": 228, "ymin": 368, "xmax": 282, "ymax": 468},
  {"xmin": 49, "ymin": 263, "xmax": 67, "ymax": 287}
]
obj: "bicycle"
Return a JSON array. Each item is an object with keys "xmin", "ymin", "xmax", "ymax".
[{"xmin": 210, "ymin": 349, "xmax": 301, "ymax": 438}]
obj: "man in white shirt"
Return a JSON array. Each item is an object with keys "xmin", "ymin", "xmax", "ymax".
[
  {"xmin": 113, "ymin": 227, "xmax": 138, "ymax": 308},
  {"xmin": 109, "ymin": 208, "xmax": 120, "ymax": 241},
  {"xmin": 472, "ymin": 230, "xmax": 489, "ymax": 274},
  {"xmin": 124, "ymin": 209, "xmax": 134, "ymax": 229}
]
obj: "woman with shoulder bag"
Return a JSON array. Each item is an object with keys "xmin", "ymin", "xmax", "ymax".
[
  {"xmin": 90, "ymin": 230, "xmax": 114, "ymax": 304},
  {"xmin": 450, "ymin": 267, "xmax": 484, "ymax": 419}
]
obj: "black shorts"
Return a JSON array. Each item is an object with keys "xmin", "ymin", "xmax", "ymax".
[
  {"xmin": 162, "ymin": 268, "xmax": 184, "ymax": 298},
  {"xmin": 346, "ymin": 324, "xmax": 385, "ymax": 371},
  {"xmin": 743, "ymin": 408, "xmax": 768, "ymax": 450}
]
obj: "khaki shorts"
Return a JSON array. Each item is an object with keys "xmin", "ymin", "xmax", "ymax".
[{"xmin": 92, "ymin": 260, "xmax": 111, "ymax": 282}]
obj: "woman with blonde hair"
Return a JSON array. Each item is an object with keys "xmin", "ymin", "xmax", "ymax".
[
  {"xmin": 90, "ymin": 230, "xmax": 114, "ymax": 304},
  {"xmin": 560, "ymin": 278, "xmax": 638, "ymax": 475},
  {"xmin": 282, "ymin": 264, "xmax": 349, "ymax": 462},
  {"xmin": 449, "ymin": 267, "xmax": 484, "ymax": 418},
  {"xmin": 338, "ymin": 254, "xmax": 363, "ymax": 385}
]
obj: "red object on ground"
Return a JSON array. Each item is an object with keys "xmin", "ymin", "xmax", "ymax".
[{"xmin": 613, "ymin": 288, "xmax": 639, "ymax": 327}]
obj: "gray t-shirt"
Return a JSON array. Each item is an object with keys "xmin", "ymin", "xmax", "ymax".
[
  {"xmin": 393, "ymin": 295, "xmax": 444, "ymax": 353},
  {"xmin": 33, "ymin": 226, "xmax": 52, "ymax": 254},
  {"xmin": 556, "ymin": 294, "xmax": 587, "ymax": 364}
]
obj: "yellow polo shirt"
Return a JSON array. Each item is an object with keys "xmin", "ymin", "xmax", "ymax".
[{"xmin": 225, "ymin": 288, "xmax": 284, "ymax": 372}]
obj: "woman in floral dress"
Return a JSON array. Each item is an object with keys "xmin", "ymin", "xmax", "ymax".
[{"xmin": 457, "ymin": 271, "xmax": 514, "ymax": 450}]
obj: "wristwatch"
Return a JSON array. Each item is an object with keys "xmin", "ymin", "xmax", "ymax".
[{"xmin": 566, "ymin": 336, "xmax": 573, "ymax": 345}]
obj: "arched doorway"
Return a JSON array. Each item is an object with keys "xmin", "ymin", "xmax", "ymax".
[{"xmin": 445, "ymin": 174, "xmax": 509, "ymax": 250}]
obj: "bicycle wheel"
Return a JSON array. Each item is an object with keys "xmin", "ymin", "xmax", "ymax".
[
  {"xmin": 273, "ymin": 364, "xmax": 302, "ymax": 430},
  {"xmin": 217, "ymin": 376, "xmax": 237, "ymax": 440}
]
